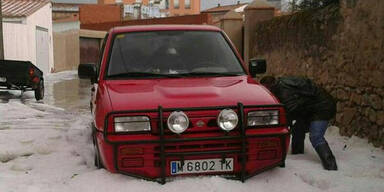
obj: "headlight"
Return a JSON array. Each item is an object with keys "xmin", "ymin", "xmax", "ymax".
[
  {"xmin": 114, "ymin": 116, "xmax": 151, "ymax": 132},
  {"xmin": 167, "ymin": 111, "xmax": 189, "ymax": 134},
  {"xmin": 247, "ymin": 110, "xmax": 279, "ymax": 126},
  {"xmin": 217, "ymin": 109, "xmax": 238, "ymax": 131}
]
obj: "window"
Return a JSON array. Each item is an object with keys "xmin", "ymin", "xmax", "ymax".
[
  {"xmin": 97, "ymin": 33, "xmax": 109, "ymax": 76},
  {"xmin": 107, "ymin": 31, "xmax": 245, "ymax": 78},
  {"xmin": 165, "ymin": 0, "xmax": 169, "ymax": 9},
  {"xmin": 174, "ymin": 0, "xmax": 179, "ymax": 9},
  {"xmin": 185, "ymin": 0, "xmax": 191, "ymax": 9}
]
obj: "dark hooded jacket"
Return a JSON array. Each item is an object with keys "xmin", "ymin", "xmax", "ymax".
[{"xmin": 270, "ymin": 77, "xmax": 336, "ymax": 121}]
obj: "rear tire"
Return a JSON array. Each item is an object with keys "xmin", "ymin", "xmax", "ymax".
[{"xmin": 34, "ymin": 79, "xmax": 44, "ymax": 101}]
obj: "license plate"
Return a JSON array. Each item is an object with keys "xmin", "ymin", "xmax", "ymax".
[
  {"xmin": 170, "ymin": 158, "xmax": 233, "ymax": 175},
  {"xmin": 0, "ymin": 77, "xmax": 6, "ymax": 83}
]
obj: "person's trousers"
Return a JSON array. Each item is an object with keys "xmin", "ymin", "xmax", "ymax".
[
  {"xmin": 309, "ymin": 120, "xmax": 329, "ymax": 148},
  {"xmin": 291, "ymin": 119, "xmax": 307, "ymax": 153},
  {"xmin": 291, "ymin": 119, "xmax": 329, "ymax": 151}
]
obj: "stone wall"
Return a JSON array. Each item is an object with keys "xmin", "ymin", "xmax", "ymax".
[{"xmin": 252, "ymin": 0, "xmax": 384, "ymax": 147}]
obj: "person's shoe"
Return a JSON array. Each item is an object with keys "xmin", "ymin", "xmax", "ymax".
[{"xmin": 315, "ymin": 143, "xmax": 338, "ymax": 170}]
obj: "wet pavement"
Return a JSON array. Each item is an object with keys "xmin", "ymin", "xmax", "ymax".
[
  {"xmin": 45, "ymin": 78, "xmax": 91, "ymax": 112},
  {"xmin": 0, "ymin": 71, "xmax": 97, "ymax": 191},
  {"xmin": 0, "ymin": 73, "xmax": 91, "ymax": 112}
]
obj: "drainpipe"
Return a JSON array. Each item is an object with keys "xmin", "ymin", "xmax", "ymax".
[{"xmin": 0, "ymin": 0, "xmax": 4, "ymax": 60}]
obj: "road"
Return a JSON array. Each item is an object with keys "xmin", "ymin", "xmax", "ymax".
[{"xmin": 0, "ymin": 71, "xmax": 383, "ymax": 192}]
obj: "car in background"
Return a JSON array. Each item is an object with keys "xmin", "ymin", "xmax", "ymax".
[
  {"xmin": 0, "ymin": 60, "xmax": 44, "ymax": 100},
  {"xmin": 79, "ymin": 25, "xmax": 290, "ymax": 184}
]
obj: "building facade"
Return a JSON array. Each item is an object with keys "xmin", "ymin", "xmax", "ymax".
[
  {"xmin": 2, "ymin": 0, "xmax": 54, "ymax": 74},
  {"xmin": 52, "ymin": 3, "xmax": 81, "ymax": 32},
  {"xmin": 201, "ymin": 2, "xmax": 246, "ymax": 23},
  {"xmin": 98, "ymin": 0, "xmax": 200, "ymax": 18},
  {"xmin": 160, "ymin": 0, "xmax": 200, "ymax": 16}
]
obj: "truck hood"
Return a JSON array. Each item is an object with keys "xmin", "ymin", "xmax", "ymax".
[{"xmin": 105, "ymin": 76, "xmax": 279, "ymax": 111}]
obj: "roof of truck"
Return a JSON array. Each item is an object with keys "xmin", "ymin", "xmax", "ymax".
[{"xmin": 110, "ymin": 25, "xmax": 222, "ymax": 34}]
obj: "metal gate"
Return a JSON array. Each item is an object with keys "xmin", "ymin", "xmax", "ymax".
[
  {"xmin": 80, "ymin": 37, "xmax": 101, "ymax": 65},
  {"xmin": 35, "ymin": 26, "xmax": 50, "ymax": 74}
]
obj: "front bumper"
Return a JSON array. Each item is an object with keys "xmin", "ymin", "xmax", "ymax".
[{"xmin": 100, "ymin": 103, "xmax": 290, "ymax": 184}]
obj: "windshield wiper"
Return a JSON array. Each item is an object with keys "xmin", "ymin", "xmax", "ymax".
[
  {"xmin": 108, "ymin": 72, "xmax": 183, "ymax": 79},
  {"xmin": 180, "ymin": 72, "xmax": 245, "ymax": 77}
]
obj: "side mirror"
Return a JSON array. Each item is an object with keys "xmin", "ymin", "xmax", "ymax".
[
  {"xmin": 78, "ymin": 64, "xmax": 97, "ymax": 83},
  {"xmin": 249, "ymin": 58, "xmax": 267, "ymax": 77}
]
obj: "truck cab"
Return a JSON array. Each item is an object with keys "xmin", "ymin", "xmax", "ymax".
[{"xmin": 79, "ymin": 25, "xmax": 289, "ymax": 184}]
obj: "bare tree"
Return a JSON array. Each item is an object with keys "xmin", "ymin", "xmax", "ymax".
[
  {"xmin": 282, "ymin": 0, "xmax": 338, "ymax": 13},
  {"xmin": 282, "ymin": 0, "xmax": 299, "ymax": 13},
  {"xmin": 298, "ymin": 0, "xmax": 339, "ymax": 9}
]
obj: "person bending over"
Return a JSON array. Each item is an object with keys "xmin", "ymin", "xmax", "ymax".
[{"xmin": 260, "ymin": 76, "xmax": 337, "ymax": 171}]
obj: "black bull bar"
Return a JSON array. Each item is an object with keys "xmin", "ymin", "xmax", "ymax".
[{"xmin": 102, "ymin": 103, "xmax": 290, "ymax": 184}]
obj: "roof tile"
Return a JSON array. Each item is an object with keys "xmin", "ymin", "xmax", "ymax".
[{"xmin": 2, "ymin": 0, "xmax": 50, "ymax": 18}]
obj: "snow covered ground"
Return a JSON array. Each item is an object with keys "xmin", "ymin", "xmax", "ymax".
[{"xmin": 0, "ymin": 71, "xmax": 383, "ymax": 192}]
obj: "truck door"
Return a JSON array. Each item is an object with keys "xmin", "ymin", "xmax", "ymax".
[{"xmin": 91, "ymin": 34, "xmax": 109, "ymax": 117}]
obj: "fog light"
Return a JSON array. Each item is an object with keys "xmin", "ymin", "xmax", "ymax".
[
  {"xmin": 217, "ymin": 109, "xmax": 238, "ymax": 131},
  {"xmin": 167, "ymin": 111, "xmax": 189, "ymax": 134}
]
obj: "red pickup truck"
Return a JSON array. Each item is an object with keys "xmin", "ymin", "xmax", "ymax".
[{"xmin": 78, "ymin": 25, "xmax": 290, "ymax": 184}]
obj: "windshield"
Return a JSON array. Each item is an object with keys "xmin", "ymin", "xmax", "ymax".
[{"xmin": 107, "ymin": 31, "xmax": 245, "ymax": 78}]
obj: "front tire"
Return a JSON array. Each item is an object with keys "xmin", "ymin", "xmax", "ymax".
[
  {"xmin": 93, "ymin": 134, "xmax": 103, "ymax": 169},
  {"xmin": 34, "ymin": 80, "xmax": 44, "ymax": 101}
]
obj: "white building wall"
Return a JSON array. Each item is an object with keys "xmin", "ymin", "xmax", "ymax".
[
  {"xmin": 3, "ymin": 22, "xmax": 30, "ymax": 62},
  {"xmin": 3, "ymin": 3, "xmax": 54, "ymax": 74}
]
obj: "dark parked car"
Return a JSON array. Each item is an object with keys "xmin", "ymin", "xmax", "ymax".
[{"xmin": 0, "ymin": 60, "xmax": 44, "ymax": 100}]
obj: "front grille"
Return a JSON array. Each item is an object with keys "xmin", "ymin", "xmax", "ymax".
[
  {"xmin": 107, "ymin": 103, "xmax": 287, "ymax": 184},
  {"xmin": 153, "ymin": 140, "xmax": 243, "ymax": 156}
]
